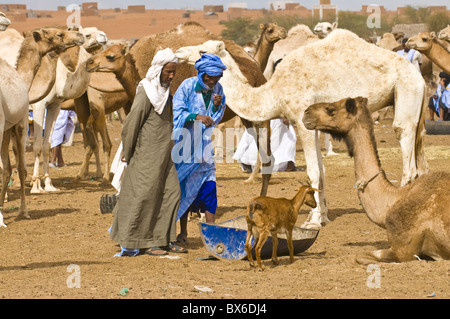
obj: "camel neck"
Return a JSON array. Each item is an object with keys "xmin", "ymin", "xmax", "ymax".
[
  {"xmin": 15, "ymin": 37, "xmax": 42, "ymax": 90},
  {"xmin": 116, "ymin": 54, "xmax": 140, "ymax": 101},
  {"xmin": 254, "ymin": 38, "xmax": 274, "ymax": 72},
  {"xmin": 220, "ymin": 53, "xmax": 282, "ymax": 122},
  {"xmin": 427, "ymin": 40, "xmax": 450, "ymax": 73},
  {"xmin": 347, "ymin": 121, "xmax": 398, "ymax": 228}
]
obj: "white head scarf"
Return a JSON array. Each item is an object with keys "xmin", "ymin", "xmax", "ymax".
[{"xmin": 137, "ymin": 48, "xmax": 178, "ymax": 114}]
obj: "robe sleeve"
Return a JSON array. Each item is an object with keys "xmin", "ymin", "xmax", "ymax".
[
  {"xmin": 173, "ymin": 80, "xmax": 193, "ymax": 130},
  {"xmin": 121, "ymin": 88, "xmax": 152, "ymax": 163}
]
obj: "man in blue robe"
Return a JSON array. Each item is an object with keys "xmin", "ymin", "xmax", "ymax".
[
  {"xmin": 428, "ymin": 72, "xmax": 450, "ymax": 121},
  {"xmin": 172, "ymin": 54, "xmax": 227, "ymax": 243}
]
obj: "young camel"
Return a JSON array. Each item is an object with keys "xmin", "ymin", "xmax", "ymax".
[
  {"xmin": 245, "ymin": 185, "xmax": 319, "ymax": 271},
  {"xmin": 303, "ymin": 97, "xmax": 450, "ymax": 264}
]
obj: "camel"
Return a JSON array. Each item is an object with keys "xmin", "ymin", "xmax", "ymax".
[
  {"xmin": 263, "ymin": 24, "xmax": 337, "ymax": 157},
  {"xmin": 0, "ymin": 28, "xmax": 84, "ymax": 227},
  {"xmin": 29, "ymin": 27, "xmax": 108, "ymax": 194},
  {"xmin": 0, "ymin": 11, "xmax": 10, "ymax": 31},
  {"xmin": 303, "ymin": 97, "xmax": 450, "ymax": 263},
  {"xmin": 313, "ymin": 21, "xmax": 338, "ymax": 39},
  {"xmin": 227, "ymin": 22, "xmax": 286, "ymax": 183},
  {"xmin": 407, "ymin": 32, "xmax": 450, "ymax": 74},
  {"xmin": 82, "ymin": 22, "xmax": 272, "ymax": 196},
  {"xmin": 438, "ymin": 25, "xmax": 450, "ymax": 44},
  {"xmin": 175, "ymin": 30, "xmax": 428, "ymax": 228},
  {"xmin": 376, "ymin": 33, "xmax": 402, "ymax": 51},
  {"xmin": 252, "ymin": 22, "xmax": 287, "ymax": 72}
]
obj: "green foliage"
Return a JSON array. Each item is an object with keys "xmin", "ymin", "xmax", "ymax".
[
  {"xmin": 426, "ymin": 12, "xmax": 450, "ymax": 32},
  {"xmin": 220, "ymin": 17, "xmax": 260, "ymax": 46}
]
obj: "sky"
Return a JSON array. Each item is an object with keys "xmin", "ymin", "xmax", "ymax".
[{"xmin": 1, "ymin": 0, "xmax": 448, "ymax": 11}]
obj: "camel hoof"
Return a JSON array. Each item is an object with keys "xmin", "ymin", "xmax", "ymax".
[
  {"xmin": 16, "ymin": 212, "xmax": 31, "ymax": 220},
  {"xmin": 243, "ymin": 177, "xmax": 258, "ymax": 185},
  {"xmin": 325, "ymin": 151, "xmax": 338, "ymax": 157},
  {"xmin": 44, "ymin": 186, "xmax": 60, "ymax": 192}
]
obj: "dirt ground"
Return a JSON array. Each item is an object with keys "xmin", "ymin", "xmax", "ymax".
[{"xmin": 0, "ymin": 113, "xmax": 448, "ymax": 300}]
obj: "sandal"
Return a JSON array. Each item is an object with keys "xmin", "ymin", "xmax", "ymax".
[
  {"xmin": 166, "ymin": 242, "xmax": 188, "ymax": 253},
  {"xmin": 145, "ymin": 247, "xmax": 168, "ymax": 256}
]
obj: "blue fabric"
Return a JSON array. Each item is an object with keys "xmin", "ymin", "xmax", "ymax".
[
  {"xmin": 172, "ymin": 76, "xmax": 226, "ymax": 221},
  {"xmin": 108, "ymin": 226, "xmax": 140, "ymax": 257},
  {"xmin": 397, "ymin": 49, "xmax": 417, "ymax": 62},
  {"xmin": 441, "ymin": 86, "xmax": 450, "ymax": 110},
  {"xmin": 195, "ymin": 54, "xmax": 227, "ymax": 90},
  {"xmin": 184, "ymin": 181, "xmax": 217, "ymax": 217}
]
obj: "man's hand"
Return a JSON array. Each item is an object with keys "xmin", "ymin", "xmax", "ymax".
[
  {"xmin": 196, "ymin": 114, "xmax": 215, "ymax": 127},
  {"xmin": 213, "ymin": 94, "xmax": 222, "ymax": 107}
]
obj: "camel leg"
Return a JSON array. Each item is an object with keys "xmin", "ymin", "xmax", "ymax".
[
  {"xmin": 255, "ymin": 230, "xmax": 269, "ymax": 271},
  {"xmin": 393, "ymin": 85, "xmax": 428, "ymax": 186},
  {"xmin": 11, "ymin": 119, "xmax": 29, "ymax": 220},
  {"xmin": 0, "ymin": 130, "xmax": 12, "ymax": 220},
  {"xmin": 297, "ymin": 123, "xmax": 329, "ymax": 228},
  {"xmin": 93, "ymin": 111, "xmax": 112, "ymax": 183},
  {"xmin": 245, "ymin": 223, "xmax": 256, "ymax": 268},
  {"xmin": 77, "ymin": 116, "xmax": 98, "ymax": 180},
  {"xmin": 286, "ymin": 228, "xmax": 295, "ymax": 263},
  {"xmin": 42, "ymin": 102, "xmax": 61, "ymax": 192},
  {"xmin": 355, "ymin": 248, "xmax": 398, "ymax": 265},
  {"xmin": 324, "ymin": 133, "xmax": 338, "ymax": 156},
  {"xmin": 242, "ymin": 120, "xmax": 272, "ymax": 196},
  {"xmin": 30, "ymin": 101, "xmax": 46, "ymax": 194},
  {"xmin": 271, "ymin": 231, "xmax": 279, "ymax": 265}
]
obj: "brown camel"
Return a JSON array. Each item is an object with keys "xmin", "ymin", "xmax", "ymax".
[
  {"xmin": 84, "ymin": 22, "xmax": 273, "ymax": 195},
  {"xmin": 252, "ymin": 22, "xmax": 287, "ymax": 72},
  {"xmin": 303, "ymin": 97, "xmax": 450, "ymax": 264},
  {"xmin": 0, "ymin": 28, "xmax": 84, "ymax": 226},
  {"xmin": 407, "ymin": 32, "xmax": 450, "ymax": 74}
]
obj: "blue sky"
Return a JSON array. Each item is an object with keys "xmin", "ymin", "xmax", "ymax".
[{"xmin": 2, "ymin": 1, "xmax": 448, "ymax": 11}]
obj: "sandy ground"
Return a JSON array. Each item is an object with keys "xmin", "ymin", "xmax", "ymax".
[{"xmin": 0, "ymin": 114, "xmax": 448, "ymax": 300}]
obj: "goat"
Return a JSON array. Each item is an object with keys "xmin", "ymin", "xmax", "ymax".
[{"xmin": 244, "ymin": 185, "xmax": 319, "ymax": 271}]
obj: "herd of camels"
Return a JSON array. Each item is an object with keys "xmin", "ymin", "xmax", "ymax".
[{"xmin": 0, "ymin": 10, "xmax": 449, "ymax": 263}]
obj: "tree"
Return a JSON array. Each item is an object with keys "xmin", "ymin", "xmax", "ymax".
[
  {"xmin": 220, "ymin": 17, "xmax": 259, "ymax": 46},
  {"xmin": 426, "ymin": 12, "xmax": 450, "ymax": 32}
]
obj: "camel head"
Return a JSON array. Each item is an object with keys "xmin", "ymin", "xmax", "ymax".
[
  {"xmin": 176, "ymin": 40, "xmax": 227, "ymax": 65},
  {"xmin": 313, "ymin": 22, "xmax": 338, "ymax": 39},
  {"xmin": 438, "ymin": 25, "xmax": 450, "ymax": 41},
  {"xmin": 406, "ymin": 32, "xmax": 436, "ymax": 52},
  {"xmin": 0, "ymin": 11, "xmax": 11, "ymax": 31},
  {"xmin": 85, "ymin": 43, "xmax": 129, "ymax": 73},
  {"xmin": 24, "ymin": 27, "xmax": 85, "ymax": 55},
  {"xmin": 259, "ymin": 22, "xmax": 287, "ymax": 44},
  {"xmin": 79, "ymin": 26, "xmax": 108, "ymax": 53},
  {"xmin": 303, "ymin": 97, "xmax": 370, "ymax": 139}
]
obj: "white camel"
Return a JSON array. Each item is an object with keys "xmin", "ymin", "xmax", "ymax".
[
  {"xmin": 313, "ymin": 21, "xmax": 338, "ymax": 39},
  {"xmin": 0, "ymin": 28, "xmax": 84, "ymax": 227},
  {"xmin": 30, "ymin": 27, "xmax": 108, "ymax": 194},
  {"xmin": 175, "ymin": 31, "xmax": 428, "ymax": 228},
  {"xmin": 0, "ymin": 11, "xmax": 10, "ymax": 31},
  {"xmin": 264, "ymin": 24, "xmax": 337, "ymax": 157}
]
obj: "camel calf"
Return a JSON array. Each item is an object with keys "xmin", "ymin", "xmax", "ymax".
[{"xmin": 245, "ymin": 185, "xmax": 319, "ymax": 271}]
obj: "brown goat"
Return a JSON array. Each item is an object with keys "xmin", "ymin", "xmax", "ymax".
[{"xmin": 245, "ymin": 185, "xmax": 320, "ymax": 271}]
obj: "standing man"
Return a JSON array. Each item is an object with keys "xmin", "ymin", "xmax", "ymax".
[
  {"xmin": 428, "ymin": 72, "xmax": 450, "ymax": 121},
  {"xmin": 110, "ymin": 48, "xmax": 187, "ymax": 257},
  {"xmin": 172, "ymin": 54, "xmax": 227, "ymax": 244},
  {"xmin": 397, "ymin": 38, "xmax": 422, "ymax": 73}
]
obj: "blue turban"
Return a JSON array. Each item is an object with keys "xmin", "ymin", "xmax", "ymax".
[{"xmin": 194, "ymin": 54, "xmax": 227, "ymax": 90}]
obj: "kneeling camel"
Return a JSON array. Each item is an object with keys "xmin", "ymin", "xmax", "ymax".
[{"xmin": 303, "ymin": 97, "xmax": 450, "ymax": 264}]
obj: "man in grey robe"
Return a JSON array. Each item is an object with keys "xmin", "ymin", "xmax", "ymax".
[{"xmin": 110, "ymin": 48, "xmax": 186, "ymax": 256}]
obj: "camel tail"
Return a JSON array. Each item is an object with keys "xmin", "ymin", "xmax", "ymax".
[{"xmin": 414, "ymin": 85, "xmax": 428, "ymax": 174}]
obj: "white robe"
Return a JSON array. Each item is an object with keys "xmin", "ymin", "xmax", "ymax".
[{"xmin": 233, "ymin": 119, "xmax": 297, "ymax": 172}]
